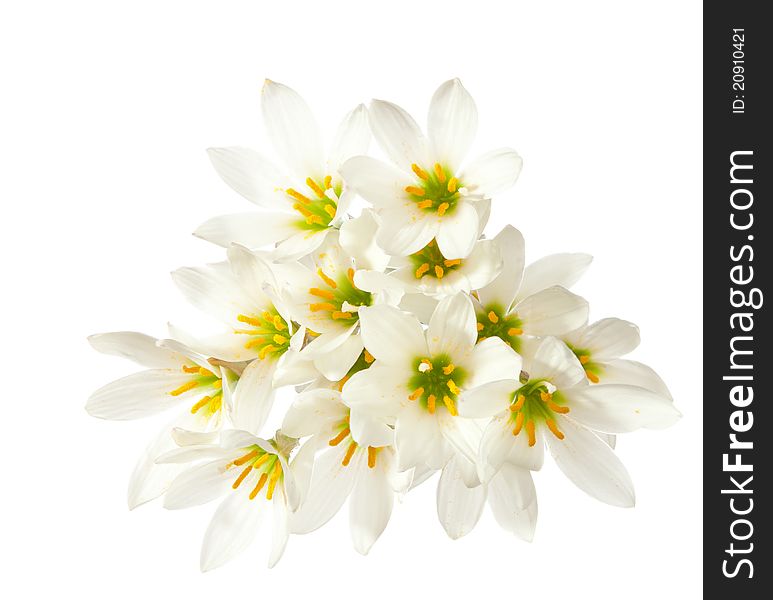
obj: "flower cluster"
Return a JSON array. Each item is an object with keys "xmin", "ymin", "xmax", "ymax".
[{"xmin": 87, "ymin": 79, "xmax": 680, "ymax": 570}]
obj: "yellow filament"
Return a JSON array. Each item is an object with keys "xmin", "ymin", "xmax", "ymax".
[
  {"xmin": 444, "ymin": 259, "xmax": 461, "ymax": 267},
  {"xmin": 508, "ymin": 327, "xmax": 523, "ymax": 336},
  {"xmin": 181, "ymin": 365, "xmax": 201, "ymax": 374},
  {"xmin": 427, "ymin": 394, "xmax": 436, "ymax": 414},
  {"xmin": 586, "ymin": 370, "xmax": 600, "ymax": 383},
  {"xmin": 169, "ymin": 380, "xmax": 198, "ymax": 396},
  {"xmin": 309, "ymin": 287, "xmax": 335, "ymax": 300},
  {"xmin": 546, "ymin": 418, "xmax": 565, "ymax": 440},
  {"xmin": 243, "ymin": 337, "xmax": 264, "ymax": 349},
  {"xmin": 286, "ymin": 188, "xmax": 311, "ymax": 204},
  {"xmin": 447, "ymin": 380, "xmax": 461, "ymax": 395},
  {"xmin": 190, "ymin": 395, "xmax": 212, "ymax": 414},
  {"xmin": 329, "ymin": 427, "xmax": 350, "ymax": 446},
  {"xmin": 232, "ymin": 465, "xmax": 252, "ymax": 489},
  {"xmin": 363, "ymin": 350, "xmax": 375, "ymax": 364},
  {"xmin": 434, "ymin": 265, "xmax": 445, "ymax": 278},
  {"xmin": 331, "ymin": 311, "xmax": 352, "ymax": 320},
  {"xmin": 416, "ymin": 199, "xmax": 433, "ymax": 209},
  {"xmin": 415, "ymin": 263, "xmax": 430, "ymax": 278},
  {"xmin": 323, "ymin": 175, "xmax": 333, "ymax": 189},
  {"xmin": 324, "ymin": 204, "xmax": 337, "ymax": 218},
  {"xmin": 526, "ymin": 420, "xmax": 536, "ymax": 446},
  {"xmin": 367, "ymin": 447, "xmax": 377, "ymax": 468},
  {"xmin": 487, "ymin": 311, "xmax": 499, "ymax": 323},
  {"xmin": 266, "ymin": 464, "xmax": 282, "ymax": 500},
  {"xmin": 258, "ymin": 345, "xmax": 276, "ymax": 360},
  {"xmin": 411, "ymin": 163, "xmax": 429, "ymax": 180},
  {"xmin": 433, "ymin": 163, "xmax": 446, "ymax": 182},
  {"xmin": 342, "ymin": 441, "xmax": 357, "ymax": 466},
  {"xmin": 310, "ymin": 302, "xmax": 336, "ymax": 312},
  {"xmin": 547, "ymin": 400, "xmax": 570, "ymax": 414},
  {"xmin": 293, "ymin": 203, "xmax": 313, "ymax": 217},
  {"xmin": 447, "ymin": 177, "xmax": 458, "ymax": 193},
  {"xmin": 249, "ymin": 473, "xmax": 268, "ymax": 500},
  {"xmin": 306, "ymin": 177, "xmax": 326, "ymax": 198},
  {"xmin": 405, "ymin": 185, "xmax": 425, "ymax": 196},
  {"xmin": 442, "ymin": 363, "xmax": 455, "ymax": 375},
  {"xmin": 579, "ymin": 355, "xmax": 590, "ymax": 365},
  {"xmin": 512, "ymin": 412, "xmax": 525, "ymax": 436},
  {"xmin": 442, "ymin": 395, "xmax": 458, "ymax": 416},
  {"xmin": 511, "ymin": 394, "xmax": 526, "ymax": 411},
  {"xmin": 317, "ymin": 268, "xmax": 337, "ymax": 288},
  {"xmin": 347, "ymin": 267, "xmax": 355, "ymax": 285},
  {"xmin": 437, "ymin": 202, "xmax": 450, "ymax": 216},
  {"xmin": 408, "ymin": 387, "xmax": 425, "ymax": 401},
  {"xmin": 233, "ymin": 449, "xmax": 259, "ymax": 466},
  {"xmin": 273, "ymin": 334, "xmax": 287, "ymax": 345}
]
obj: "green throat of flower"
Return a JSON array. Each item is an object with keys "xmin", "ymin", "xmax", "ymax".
[
  {"xmin": 308, "ymin": 267, "xmax": 373, "ymax": 327},
  {"xmin": 477, "ymin": 304, "xmax": 524, "ymax": 350},
  {"xmin": 235, "ymin": 306, "xmax": 291, "ymax": 360},
  {"xmin": 565, "ymin": 344, "xmax": 602, "ymax": 383},
  {"xmin": 409, "ymin": 238, "xmax": 463, "ymax": 280},
  {"xmin": 406, "ymin": 353, "xmax": 467, "ymax": 416},
  {"xmin": 406, "ymin": 162, "xmax": 462, "ymax": 216},
  {"xmin": 168, "ymin": 364, "xmax": 223, "ymax": 417},
  {"xmin": 227, "ymin": 445, "xmax": 284, "ymax": 501},
  {"xmin": 509, "ymin": 379, "xmax": 570, "ymax": 446},
  {"xmin": 287, "ymin": 175, "xmax": 340, "ymax": 231}
]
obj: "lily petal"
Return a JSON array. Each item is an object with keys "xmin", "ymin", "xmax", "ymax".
[
  {"xmin": 427, "ymin": 292, "xmax": 477, "ymax": 360},
  {"xmin": 435, "ymin": 201, "xmax": 479, "ymax": 259},
  {"xmin": 428, "ymin": 78, "xmax": 478, "ymax": 169},
  {"xmin": 476, "ymin": 225, "xmax": 525, "ymax": 311},
  {"xmin": 358, "ymin": 304, "xmax": 427, "ymax": 367},
  {"xmin": 516, "ymin": 286, "xmax": 589, "ymax": 337},
  {"xmin": 460, "ymin": 148, "xmax": 522, "ymax": 197},
  {"xmin": 207, "ymin": 147, "xmax": 287, "ymax": 209},
  {"xmin": 328, "ymin": 104, "xmax": 371, "ymax": 172},
  {"xmin": 368, "ymin": 99, "xmax": 427, "ymax": 170},
  {"xmin": 350, "ymin": 464, "xmax": 394, "ymax": 554},
  {"xmin": 436, "ymin": 457, "xmax": 486, "ymax": 539},
  {"xmin": 517, "ymin": 253, "xmax": 593, "ymax": 302}
]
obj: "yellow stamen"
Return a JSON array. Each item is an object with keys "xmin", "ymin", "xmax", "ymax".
[
  {"xmin": 182, "ymin": 365, "xmax": 201, "ymax": 374},
  {"xmin": 232, "ymin": 465, "xmax": 252, "ymax": 489},
  {"xmin": 337, "ymin": 374, "xmax": 350, "ymax": 391},
  {"xmin": 323, "ymin": 175, "xmax": 333, "ymax": 189},
  {"xmin": 198, "ymin": 367, "xmax": 214, "ymax": 377},
  {"xmin": 411, "ymin": 163, "xmax": 429, "ymax": 180},
  {"xmin": 347, "ymin": 267, "xmax": 355, "ymax": 285},
  {"xmin": 233, "ymin": 449, "xmax": 259, "ymax": 466},
  {"xmin": 586, "ymin": 370, "xmax": 600, "ymax": 383},
  {"xmin": 444, "ymin": 259, "xmax": 461, "ymax": 267},
  {"xmin": 329, "ymin": 427, "xmax": 350, "ymax": 446},
  {"xmin": 447, "ymin": 177, "xmax": 458, "ymax": 193},
  {"xmin": 273, "ymin": 334, "xmax": 287, "ymax": 345},
  {"xmin": 416, "ymin": 199, "xmax": 433, "ymax": 209},
  {"xmin": 511, "ymin": 394, "xmax": 526, "ymax": 411},
  {"xmin": 526, "ymin": 420, "xmax": 537, "ymax": 446},
  {"xmin": 434, "ymin": 265, "xmax": 445, "ymax": 278},
  {"xmin": 367, "ymin": 447, "xmax": 378, "ymax": 468},
  {"xmin": 476, "ymin": 322, "xmax": 484, "ymax": 331},
  {"xmin": 508, "ymin": 327, "xmax": 523, "ymax": 336},
  {"xmin": 309, "ymin": 302, "xmax": 336, "ymax": 312},
  {"xmin": 415, "ymin": 263, "xmax": 431, "ymax": 278},
  {"xmin": 190, "ymin": 396, "xmax": 212, "ymax": 414},
  {"xmin": 331, "ymin": 311, "xmax": 352, "ymax": 320},
  {"xmin": 169, "ymin": 380, "xmax": 198, "ymax": 396},
  {"xmin": 243, "ymin": 337, "xmax": 264, "ymax": 349},
  {"xmin": 286, "ymin": 188, "xmax": 311, "ymax": 204},
  {"xmin": 293, "ymin": 202, "xmax": 313, "ymax": 217},
  {"xmin": 437, "ymin": 202, "xmax": 450, "ymax": 216},
  {"xmin": 306, "ymin": 177, "xmax": 326, "ymax": 198},
  {"xmin": 273, "ymin": 315, "xmax": 286, "ymax": 330},
  {"xmin": 442, "ymin": 363, "xmax": 455, "ymax": 375},
  {"xmin": 408, "ymin": 387, "xmax": 425, "ymax": 401},
  {"xmin": 249, "ymin": 473, "xmax": 268, "ymax": 500},
  {"xmin": 405, "ymin": 185, "xmax": 425, "ymax": 196},
  {"xmin": 258, "ymin": 345, "xmax": 276, "ymax": 360},
  {"xmin": 317, "ymin": 268, "xmax": 337, "ymax": 288},
  {"xmin": 512, "ymin": 412, "xmax": 525, "ymax": 436},
  {"xmin": 442, "ymin": 395, "xmax": 458, "ymax": 416},
  {"xmin": 540, "ymin": 391, "xmax": 553, "ymax": 402},
  {"xmin": 488, "ymin": 311, "xmax": 499, "ymax": 323},
  {"xmin": 427, "ymin": 394, "xmax": 436, "ymax": 414},
  {"xmin": 306, "ymin": 214, "xmax": 323, "ymax": 225},
  {"xmin": 548, "ymin": 400, "xmax": 570, "ymax": 414},
  {"xmin": 324, "ymin": 204, "xmax": 337, "ymax": 218},
  {"xmin": 342, "ymin": 441, "xmax": 357, "ymax": 466},
  {"xmin": 546, "ymin": 418, "xmax": 565, "ymax": 440},
  {"xmin": 578, "ymin": 355, "xmax": 590, "ymax": 364},
  {"xmin": 447, "ymin": 380, "xmax": 461, "ymax": 395},
  {"xmin": 309, "ymin": 287, "xmax": 335, "ymax": 300},
  {"xmin": 266, "ymin": 464, "xmax": 282, "ymax": 500},
  {"xmin": 433, "ymin": 163, "xmax": 446, "ymax": 182},
  {"xmin": 363, "ymin": 350, "xmax": 375, "ymax": 364},
  {"xmin": 252, "ymin": 453, "xmax": 271, "ymax": 470}
]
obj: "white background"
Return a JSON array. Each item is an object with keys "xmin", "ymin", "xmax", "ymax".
[{"xmin": 0, "ymin": 1, "xmax": 702, "ymax": 597}]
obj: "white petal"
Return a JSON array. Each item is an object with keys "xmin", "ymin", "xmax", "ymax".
[
  {"xmin": 281, "ymin": 388, "xmax": 347, "ymax": 439},
  {"xmin": 476, "ymin": 225, "xmax": 525, "ymax": 311},
  {"xmin": 127, "ymin": 423, "xmax": 183, "ymax": 509},
  {"xmin": 460, "ymin": 148, "xmax": 522, "ymax": 197},
  {"xmin": 339, "ymin": 156, "xmax": 411, "ymax": 209},
  {"xmin": 481, "ymin": 415, "xmax": 544, "ymax": 479},
  {"xmin": 200, "ymin": 484, "xmax": 265, "ymax": 572},
  {"xmin": 368, "ymin": 99, "xmax": 427, "ymax": 170},
  {"xmin": 547, "ymin": 417, "xmax": 635, "ymax": 507},
  {"xmin": 458, "ymin": 380, "xmax": 517, "ymax": 418},
  {"xmin": 488, "ymin": 464, "xmax": 538, "ymax": 540},
  {"xmin": 435, "ymin": 201, "xmax": 479, "ymax": 259},
  {"xmin": 428, "ymin": 78, "xmax": 477, "ymax": 168},
  {"xmin": 516, "ymin": 286, "xmax": 589, "ymax": 337},
  {"xmin": 328, "ymin": 104, "xmax": 371, "ymax": 172},
  {"xmin": 350, "ymin": 409, "xmax": 394, "ymax": 448},
  {"xmin": 207, "ymin": 147, "xmax": 287, "ymax": 209},
  {"xmin": 155, "ymin": 444, "xmax": 230, "ymax": 464},
  {"xmin": 459, "ymin": 237, "xmax": 504, "ymax": 291},
  {"xmin": 171, "ymin": 262, "xmax": 250, "ymax": 325},
  {"xmin": 339, "ymin": 209, "xmax": 390, "ymax": 272},
  {"xmin": 436, "ymin": 457, "xmax": 486, "ymax": 539},
  {"xmin": 86, "ymin": 370, "xmax": 188, "ymax": 420},
  {"xmin": 300, "ymin": 324, "xmax": 357, "ymax": 358},
  {"xmin": 342, "ymin": 364, "xmax": 407, "ymax": 417},
  {"xmin": 272, "ymin": 229, "xmax": 330, "ymax": 263},
  {"xmin": 472, "ymin": 198, "xmax": 491, "ymax": 235},
  {"xmin": 564, "ymin": 384, "xmax": 681, "ymax": 433},
  {"xmin": 376, "ymin": 205, "xmax": 438, "ymax": 256},
  {"xmin": 268, "ymin": 490, "xmax": 290, "ymax": 567},
  {"xmin": 427, "ymin": 292, "xmax": 477, "ymax": 360},
  {"xmin": 395, "ymin": 403, "xmax": 450, "ymax": 471},
  {"xmin": 517, "ymin": 253, "xmax": 593, "ymax": 302},
  {"xmin": 572, "ymin": 318, "xmax": 640, "ymax": 359},
  {"xmin": 358, "ymin": 304, "xmax": 427, "ymax": 367},
  {"xmin": 526, "ymin": 336, "xmax": 586, "ymax": 389},
  {"xmin": 290, "ymin": 445, "xmax": 361, "ymax": 534},
  {"xmin": 172, "ymin": 428, "xmax": 220, "ymax": 447},
  {"xmin": 261, "ymin": 80, "xmax": 323, "ymax": 178},
  {"xmin": 398, "ymin": 292, "xmax": 438, "ymax": 323},
  {"xmin": 231, "ymin": 359, "xmax": 276, "ymax": 436},
  {"xmin": 272, "ymin": 349, "xmax": 320, "ymax": 387},
  {"xmin": 350, "ymin": 466, "xmax": 394, "ymax": 554},
  {"xmin": 463, "ymin": 336, "xmax": 523, "ymax": 389},
  {"xmin": 164, "ymin": 458, "xmax": 235, "ymax": 509},
  {"xmin": 312, "ymin": 333, "xmax": 363, "ymax": 381},
  {"xmin": 598, "ymin": 359, "xmax": 673, "ymax": 399},
  {"xmin": 88, "ymin": 332, "xmax": 182, "ymax": 369},
  {"xmin": 194, "ymin": 212, "xmax": 298, "ymax": 249}
]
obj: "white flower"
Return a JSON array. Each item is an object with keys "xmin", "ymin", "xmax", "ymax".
[
  {"xmin": 171, "ymin": 244, "xmax": 312, "ymax": 434},
  {"xmin": 459, "ymin": 336, "xmax": 681, "ymax": 506},
  {"xmin": 340, "ymin": 79, "xmax": 522, "ymax": 259},
  {"xmin": 343, "ymin": 292, "xmax": 522, "ymax": 472},
  {"xmin": 161, "ymin": 430, "xmax": 303, "ymax": 570},
  {"xmin": 474, "ymin": 225, "xmax": 591, "ymax": 352},
  {"xmin": 281, "ymin": 388, "xmax": 403, "ymax": 555},
  {"xmin": 195, "ymin": 80, "xmax": 370, "ymax": 261},
  {"xmin": 87, "ymin": 332, "xmax": 236, "ymax": 508}
]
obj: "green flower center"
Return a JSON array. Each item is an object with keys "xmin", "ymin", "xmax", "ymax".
[
  {"xmin": 409, "ymin": 238, "xmax": 464, "ymax": 279},
  {"xmin": 227, "ymin": 445, "xmax": 284, "ymax": 501},
  {"xmin": 405, "ymin": 162, "xmax": 463, "ymax": 216},
  {"xmin": 476, "ymin": 304, "xmax": 524, "ymax": 351},
  {"xmin": 565, "ymin": 344, "xmax": 603, "ymax": 383},
  {"xmin": 508, "ymin": 379, "xmax": 570, "ymax": 446},
  {"xmin": 406, "ymin": 353, "xmax": 468, "ymax": 415},
  {"xmin": 234, "ymin": 306, "xmax": 291, "ymax": 360},
  {"xmin": 287, "ymin": 175, "xmax": 341, "ymax": 231},
  {"xmin": 308, "ymin": 267, "xmax": 373, "ymax": 327},
  {"xmin": 168, "ymin": 364, "xmax": 224, "ymax": 417}
]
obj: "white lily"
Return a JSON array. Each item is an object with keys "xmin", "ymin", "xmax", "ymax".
[
  {"xmin": 341, "ymin": 78, "xmax": 522, "ymax": 259},
  {"xmin": 343, "ymin": 292, "xmax": 522, "ymax": 473},
  {"xmin": 459, "ymin": 336, "xmax": 681, "ymax": 506},
  {"xmin": 474, "ymin": 225, "xmax": 591, "ymax": 352},
  {"xmin": 196, "ymin": 80, "xmax": 370, "ymax": 261},
  {"xmin": 87, "ymin": 332, "xmax": 236, "ymax": 508},
  {"xmin": 161, "ymin": 430, "xmax": 303, "ymax": 570}
]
